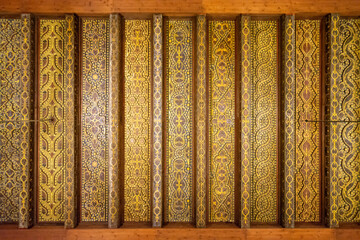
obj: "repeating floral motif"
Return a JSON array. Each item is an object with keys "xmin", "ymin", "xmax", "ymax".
[
  {"xmin": 124, "ymin": 20, "xmax": 151, "ymax": 222},
  {"xmin": 295, "ymin": 19, "xmax": 321, "ymax": 222},
  {"xmin": 209, "ymin": 20, "xmax": 235, "ymax": 222},
  {"xmin": 81, "ymin": 19, "xmax": 109, "ymax": 222},
  {"xmin": 250, "ymin": 20, "xmax": 278, "ymax": 223},
  {"xmin": 39, "ymin": 19, "xmax": 66, "ymax": 222},
  {"xmin": 165, "ymin": 19, "xmax": 193, "ymax": 222},
  {"xmin": 337, "ymin": 18, "xmax": 360, "ymax": 223},
  {"xmin": 0, "ymin": 18, "xmax": 22, "ymax": 222}
]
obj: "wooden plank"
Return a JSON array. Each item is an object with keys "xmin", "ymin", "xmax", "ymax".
[
  {"xmin": 280, "ymin": 14, "xmax": 295, "ymax": 228},
  {"xmin": 108, "ymin": 13, "xmax": 122, "ymax": 228},
  {"xmin": 2, "ymin": 227, "xmax": 360, "ymax": 240},
  {"xmin": 152, "ymin": 14, "xmax": 163, "ymax": 227},
  {"xmin": 0, "ymin": 0, "xmax": 360, "ymax": 15}
]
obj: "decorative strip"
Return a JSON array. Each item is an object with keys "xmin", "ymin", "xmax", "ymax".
[
  {"xmin": 337, "ymin": 18, "xmax": 360, "ymax": 223},
  {"xmin": 295, "ymin": 19, "xmax": 321, "ymax": 223},
  {"xmin": 240, "ymin": 15, "xmax": 251, "ymax": 228},
  {"xmin": 0, "ymin": 17, "xmax": 22, "ymax": 223},
  {"xmin": 196, "ymin": 15, "xmax": 207, "ymax": 228},
  {"xmin": 124, "ymin": 19, "xmax": 151, "ymax": 222},
  {"xmin": 64, "ymin": 14, "xmax": 77, "ymax": 228},
  {"xmin": 39, "ymin": 19, "xmax": 66, "ymax": 222},
  {"xmin": 108, "ymin": 13, "xmax": 121, "ymax": 228},
  {"xmin": 209, "ymin": 20, "xmax": 235, "ymax": 222},
  {"xmin": 18, "ymin": 13, "xmax": 35, "ymax": 228},
  {"xmin": 250, "ymin": 20, "xmax": 278, "ymax": 223},
  {"xmin": 165, "ymin": 19, "xmax": 193, "ymax": 222},
  {"xmin": 325, "ymin": 13, "xmax": 340, "ymax": 228},
  {"xmin": 282, "ymin": 15, "xmax": 295, "ymax": 228},
  {"xmin": 152, "ymin": 14, "xmax": 163, "ymax": 227},
  {"xmin": 81, "ymin": 18, "xmax": 109, "ymax": 222}
]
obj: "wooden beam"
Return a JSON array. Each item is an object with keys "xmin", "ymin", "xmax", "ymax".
[
  {"xmin": 1, "ymin": 0, "xmax": 360, "ymax": 15},
  {"xmin": 152, "ymin": 13, "xmax": 163, "ymax": 228},
  {"xmin": 18, "ymin": 13, "xmax": 35, "ymax": 229},
  {"xmin": 280, "ymin": 14, "xmax": 295, "ymax": 228},
  {"xmin": 195, "ymin": 14, "xmax": 207, "ymax": 228},
  {"xmin": 108, "ymin": 13, "xmax": 122, "ymax": 229}
]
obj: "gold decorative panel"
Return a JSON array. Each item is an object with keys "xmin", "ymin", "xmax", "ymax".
[
  {"xmin": 81, "ymin": 18, "xmax": 109, "ymax": 222},
  {"xmin": 250, "ymin": 20, "xmax": 278, "ymax": 223},
  {"xmin": 295, "ymin": 19, "xmax": 321, "ymax": 222},
  {"xmin": 0, "ymin": 18, "xmax": 22, "ymax": 222},
  {"xmin": 39, "ymin": 19, "xmax": 66, "ymax": 222},
  {"xmin": 124, "ymin": 19, "xmax": 151, "ymax": 222},
  {"xmin": 165, "ymin": 19, "xmax": 193, "ymax": 222},
  {"xmin": 338, "ymin": 18, "xmax": 360, "ymax": 223},
  {"xmin": 209, "ymin": 20, "xmax": 235, "ymax": 223}
]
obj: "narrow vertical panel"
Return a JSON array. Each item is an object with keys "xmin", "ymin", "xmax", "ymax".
[
  {"xmin": 0, "ymin": 18, "xmax": 22, "ymax": 223},
  {"xmin": 240, "ymin": 15, "xmax": 251, "ymax": 228},
  {"xmin": 325, "ymin": 13, "xmax": 340, "ymax": 228},
  {"xmin": 64, "ymin": 14, "xmax": 77, "ymax": 228},
  {"xmin": 108, "ymin": 13, "xmax": 122, "ymax": 228},
  {"xmin": 81, "ymin": 18, "xmax": 109, "ymax": 222},
  {"xmin": 165, "ymin": 19, "xmax": 193, "ymax": 222},
  {"xmin": 282, "ymin": 15, "xmax": 295, "ymax": 228},
  {"xmin": 19, "ymin": 13, "xmax": 35, "ymax": 228},
  {"xmin": 152, "ymin": 14, "xmax": 163, "ymax": 227},
  {"xmin": 209, "ymin": 20, "xmax": 235, "ymax": 223},
  {"xmin": 196, "ymin": 15, "xmax": 207, "ymax": 228},
  {"xmin": 39, "ymin": 19, "xmax": 66, "ymax": 222},
  {"xmin": 295, "ymin": 19, "xmax": 321, "ymax": 223},
  {"xmin": 337, "ymin": 18, "xmax": 360, "ymax": 223},
  {"xmin": 124, "ymin": 20, "xmax": 151, "ymax": 222},
  {"xmin": 250, "ymin": 20, "xmax": 278, "ymax": 223}
]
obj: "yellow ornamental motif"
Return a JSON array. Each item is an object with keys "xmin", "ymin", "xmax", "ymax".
[
  {"xmin": 39, "ymin": 19, "xmax": 66, "ymax": 222},
  {"xmin": 0, "ymin": 18, "xmax": 22, "ymax": 222},
  {"xmin": 250, "ymin": 20, "xmax": 278, "ymax": 223},
  {"xmin": 81, "ymin": 19, "xmax": 109, "ymax": 222},
  {"xmin": 166, "ymin": 20, "xmax": 193, "ymax": 222},
  {"xmin": 209, "ymin": 20, "xmax": 235, "ymax": 222},
  {"xmin": 295, "ymin": 19, "xmax": 321, "ymax": 222},
  {"xmin": 338, "ymin": 18, "xmax": 360, "ymax": 223},
  {"xmin": 124, "ymin": 20, "xmax": 151, "ymax": 222}
]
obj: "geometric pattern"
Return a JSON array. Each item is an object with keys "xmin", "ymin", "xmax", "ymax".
[
  {"xmin": 165, "ymin": 19, "xmax": 193, "ymax": 222},
  {"xmin": 64, "ymin": 14, "xmax": 77, "ymax": 228},
  {"xmin": 295, "ymin": 19, "xmax": 321, "ymax": 223},
  {"xmin": 281, "ymin": 15, "xmax": 295, "ymax": 228},
  {"xmin": 325, "ymin": 13, "xmax": 341, "ymax": 228},
  {"xmin": 209, "ymin": 20, "xmax": 235, "ymax": 223},
  {"xmin": 196, "ymin": 15, "xmax": 207, "ymax": 228},
  {"xmin": 18, "ymin": 13, "xmax": 35, "ymax": 228},
  {"xmin": 152, "ymin": 14, "xmax": 163, "ymax": 227},
  {"xmin": 38, "ymin": 19, "xmax": 66, "ymax": 222},
  {"xmin": 108, "ymin": 13, "xmax": 121, "ymax": 228},
  {"xmin": 337, "ymin": 18, "xmax": 360, "ymax": 223},
  {"xmin": 250, "ymin": 20, "xmax": 278, "ymax": 223},
  {"xmin": 240, "ymin": 15, "xmax": 251, "ymax": 228},
  {"xmin": 124, "ymin": 20, "xmax": 151, "ymax": 222},
  {"xmin": 81, "ymin": 18, "xmax": 109, "ymax": 222},
  {"xmin": 0, "ymin": 18, "xmax": 22, "ymax": 223}
]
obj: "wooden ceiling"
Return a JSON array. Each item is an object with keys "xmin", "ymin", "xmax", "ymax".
[{"xmin": 0, "ymin": 0, "xmax": 359, "ymax": 15}]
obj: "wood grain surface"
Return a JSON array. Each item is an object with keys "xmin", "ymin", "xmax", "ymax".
[{"xmin": 0, "ymin": 0, "xmax": 359, "ymax": 15}]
